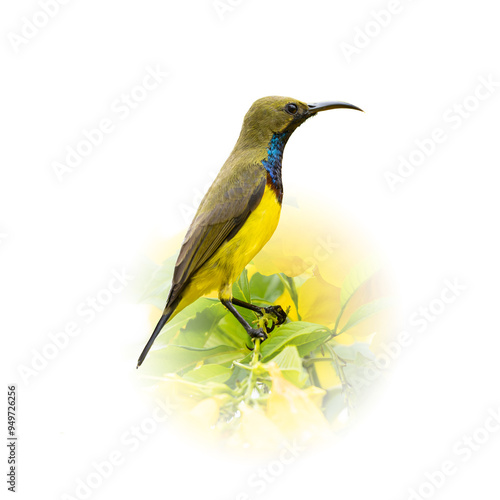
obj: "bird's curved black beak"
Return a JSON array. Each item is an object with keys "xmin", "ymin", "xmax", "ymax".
[{"xmin": 307, "ymin": 101, "xmax": 363, "ymax": 116}]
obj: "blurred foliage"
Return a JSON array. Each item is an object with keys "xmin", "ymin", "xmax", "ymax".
[
  {"xmin": 139, "ymin": 259, "xmax": 392, "ymax": 448},
  {"xmin": 138, "ymin": 204, "xmax": 394, "ymax": 449}
]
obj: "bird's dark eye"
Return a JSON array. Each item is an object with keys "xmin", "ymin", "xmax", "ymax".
[{"xmin": 285, "ymin": 103, "xmax": 298, "ymax": 115}]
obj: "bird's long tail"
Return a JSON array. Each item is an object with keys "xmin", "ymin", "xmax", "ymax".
[{"xmin": 137, "ymin": 307, "xmax": 174, "ymax": 368}]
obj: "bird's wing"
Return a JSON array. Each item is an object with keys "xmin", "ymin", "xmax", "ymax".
[{"xmin": 166, "ymin": 165, "xmax": 267, "ymax": 305}]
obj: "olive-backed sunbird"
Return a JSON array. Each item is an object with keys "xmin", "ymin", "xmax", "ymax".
[{"xmin": 137, "ymin": 96, "xmax": 362, "ymax": 367}]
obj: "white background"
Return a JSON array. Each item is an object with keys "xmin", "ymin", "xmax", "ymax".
[{"xmin": 2, "ymin": 0, "xmax": 500, "ymax": 499}]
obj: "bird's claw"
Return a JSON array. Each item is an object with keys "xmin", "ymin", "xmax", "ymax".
[
  {"xmin": 253, "ymin": 305, "xmax": 288, "ymax": 334},
  {"xmin": 248, "ymin": 327, "xmax": 267, "ymax": 342},
  {"xmin": 262, "ymin": 305, "xmax": 288, "ymax": 326}
]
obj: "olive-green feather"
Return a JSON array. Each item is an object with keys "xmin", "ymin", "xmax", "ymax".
[{"xmin": 167, "ymin": 163, "xmax": 267, "ymax": 306}]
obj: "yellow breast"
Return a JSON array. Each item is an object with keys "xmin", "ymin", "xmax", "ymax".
[
  {"xmin": 222, "ymin": 184, "xmax": 282, "ymax": 284},
  {"xmin": 176, "ymin": 185, "xmax": 282, "ymax": 309}
]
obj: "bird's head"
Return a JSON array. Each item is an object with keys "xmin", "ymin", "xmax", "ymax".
[{"xmin": 238, "ymin": 96, "xmax": 363, "ymax": 147}]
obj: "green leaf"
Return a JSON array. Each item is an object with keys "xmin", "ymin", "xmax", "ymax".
[
  {"xmin": 278, "ymin": 274, "xmax": 301, "ymax": 320},
  {"xmin": 227, "ymin": 269, "xmax": 258, "ymax": 327},
  {"xmin": 183, "ymin": 364, "xmax": 233, "ymax": 384},
  {"xmin": 152, "ymin": 298, "xmax": 219, "ymax": 348},
  {"xmin": 171, "ymin": 300, "xmax": 228, "ymax": 348},
  {"xmin": 249, "ymin": 272, "xmax": 285, "ymax": 303},
  {"xmin": 145, "ymin": 344, "xmax": 237, "ymax": 374},
  {"xmin": 340, "ymin": 257, "xmax": 381, "ymax": 307},
  {"xmin": 296, "ymin": 337, "xmax": 331, "ymax": 358},
  {"xmin": 208, "ymin": 313, "xmax": 254, "ymax": 349},
  {"xmin": 204, "ymin": 349, "xmax": 247, "ymax": 366},
  {"xmin": 272, "ymin": 345, "xmax": 308, "ymax": 387},
  {"xmin": 232, "ymin": 268, "xmax": 251, "ymax": 303},
  {"xmin": 338, "ymin": 297, "xmax": 391, "ymax": 334},
  {"xmin": 332, "ymin": 342, "xmax": 375, "ymax": 365},
  {"xmin": 261, "ymin": 322, "xmax": 330, "ymax": 362},
  {"xmin": 272, "ymin": 345, "xmax": 302, "ymax": 371}
]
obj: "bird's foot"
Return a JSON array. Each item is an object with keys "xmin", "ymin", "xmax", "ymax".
[
  {"xmin": 256, "ymin": 305, "xmax": 288, "ymax": 333},
  {"xmin": 262, "ymin": 305, "xmax": 288, "ymax": 326},
  {"xmin": 248, "ymin": 327, "xmax": 268, "ymax": 342}
]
